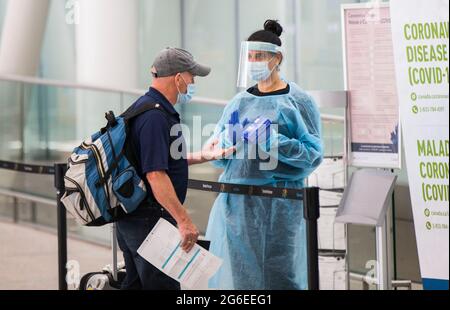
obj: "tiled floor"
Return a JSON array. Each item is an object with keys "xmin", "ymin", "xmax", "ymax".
[{"xmin": 0, "ymin": 219, "xmax": 112, "ymax": 290}]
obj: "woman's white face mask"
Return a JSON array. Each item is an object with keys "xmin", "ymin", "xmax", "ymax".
[{"xmin": 248, "ymin": 57, "xmax": 277, "ymax": 82}]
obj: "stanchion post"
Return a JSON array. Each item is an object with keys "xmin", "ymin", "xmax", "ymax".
[
  {"xmin": 54, "ymin": 163, "xmax": 67, "ymax": 290},
  {"xmin": 303, "ymin": 187, "xmax": 320, "ymax": 290},
  {"xmin": 13, "ymin": 197, "xmax": 19, "ymax": 223}
]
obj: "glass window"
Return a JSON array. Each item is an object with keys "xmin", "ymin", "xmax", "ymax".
[
  {"xmin": 183, "ymin": 0, "xmax": 237, "ymax": 100},
  {"xmin": 137, "ymin": 0, "xmax": 182, "ymax": 89}
]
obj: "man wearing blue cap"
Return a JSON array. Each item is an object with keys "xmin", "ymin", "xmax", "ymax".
[{"xmin": 116, "ymin": 48, "xmax": 234, "ymax": 290}]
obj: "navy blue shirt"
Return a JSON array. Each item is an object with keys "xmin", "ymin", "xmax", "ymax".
[{"xmin": 129, "ymin": 87, "xmax": 188, "ymax": 204}]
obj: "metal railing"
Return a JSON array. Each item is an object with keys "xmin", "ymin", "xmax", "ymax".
[{"xmin": 0, "ymin": 73, "xmax": 346, "ymax": 122}]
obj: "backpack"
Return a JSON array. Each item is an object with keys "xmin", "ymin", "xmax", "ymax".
[{"xmin": 61, "ymin": 102, "xmax": 166, "ymax": 226}]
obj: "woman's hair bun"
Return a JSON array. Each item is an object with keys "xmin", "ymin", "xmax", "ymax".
[{"xmin": 264, "ymin": 19, "xmax": 283, "ymax": 37}]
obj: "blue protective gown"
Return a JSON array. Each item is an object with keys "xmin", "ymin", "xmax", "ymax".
[{"xmin": 205, "ymin": 82, "xmax": 324, "ymax": 290}]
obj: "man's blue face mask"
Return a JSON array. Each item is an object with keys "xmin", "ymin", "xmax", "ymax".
[{"xmin": 176, "ymin": 74, "xmax": 196, "ymax": 104}]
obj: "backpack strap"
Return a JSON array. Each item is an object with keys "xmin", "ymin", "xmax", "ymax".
[
  {"xmin": 95, "ymin": 102, "xmax": 169, "ymax": 189},
  {"xmin": 121, "ymin": 102, "xmax": 169, "ymax": 121}
]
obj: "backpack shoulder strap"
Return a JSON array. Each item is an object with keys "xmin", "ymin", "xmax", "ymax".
[{"xmin": 121, "ymin": 102, "xmax": 168, "ymax": 121}]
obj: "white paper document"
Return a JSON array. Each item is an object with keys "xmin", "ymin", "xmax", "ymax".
[{"xmin": 137, "ymin": 218, "xmax": 222, "ymax": 289}]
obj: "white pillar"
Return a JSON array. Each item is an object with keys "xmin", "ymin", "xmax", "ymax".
[
  {"xmin": 74, "ymin": 0, "xmax": 138, "ymax": 138},
  {"xmin": 0, "ymin": 0, "xmax": 50, "ymax": 75},
  {"xmin": 75, "ymin": 0, "xmax": 138, "ymax": 89}
]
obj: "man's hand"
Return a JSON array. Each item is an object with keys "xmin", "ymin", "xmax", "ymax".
[
  {"xmin": 201, "ymin": 138, "xmax": 236, "ymax": 162},
  {"xmin": 178, "ymin": 218, "xmax": 200, "ymax": 252},
  {"xmin": 187, "ymin": 138, "xmax": 236, "ymax": 165}
]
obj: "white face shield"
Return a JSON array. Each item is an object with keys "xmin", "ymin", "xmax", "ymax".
[{"xmin": 237, "ymin": 41, "xmax": 283, "ymax": 89}]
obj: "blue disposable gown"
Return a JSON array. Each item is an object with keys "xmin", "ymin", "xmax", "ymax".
[{"xmin": 205, "ymin": 82, "xmax": 324, "ymax": 290}]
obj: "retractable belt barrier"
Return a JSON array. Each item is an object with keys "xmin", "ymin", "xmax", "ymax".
[
  {"xmin": 0, "ymin": 160, "xmax": 343, "ymax": 195},
  {"xmin": 0, "ymin": 159, "xmax": 341, "ymax": 290},
  {"xmin": 188, "ymin": 179, "xmax": 305, "ymax": 200},
  {"xmin": 0, "ymin": 160, "xmax": 55, "ymax": 175}
]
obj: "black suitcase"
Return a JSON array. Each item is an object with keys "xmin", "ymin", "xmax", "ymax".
[{"xmin": 78, "ymin": 266, "xmax": 126, "ymax": 290}]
